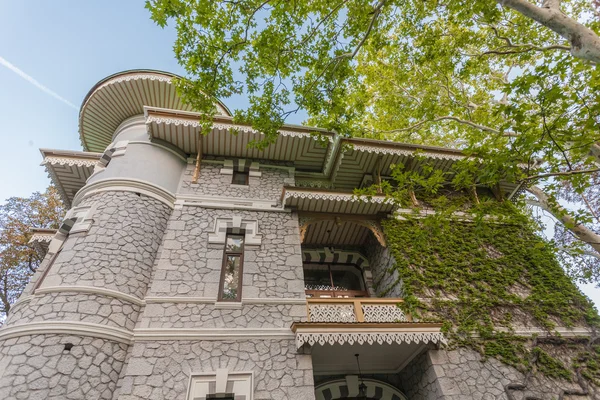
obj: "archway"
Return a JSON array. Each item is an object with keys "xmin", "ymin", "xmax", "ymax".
[{"xmin": 315, "ymin": 378, "xmax": 408, "ymax": 400}]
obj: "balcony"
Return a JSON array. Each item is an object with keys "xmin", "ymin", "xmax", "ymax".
[
  {"xmin": 292, "ymin": 298, "xmax": 446, "ymax": 376},
  {"xmin": 306, "ymin": 298, "xmax": 410, "ymax": 323}
]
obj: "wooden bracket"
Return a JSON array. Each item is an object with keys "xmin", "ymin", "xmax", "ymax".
[{"xmin": 191, "ymin": 135, "xmax": 203, "ymax": 183}]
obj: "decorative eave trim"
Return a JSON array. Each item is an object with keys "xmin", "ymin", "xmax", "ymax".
[
  {"xmin": 282, "ymin": 187, "xmax": 391, "ymax": 205},
  {"xmin": 342, "ymin": 139, "xmax": 466, "ymax": 161},
  {"xmin": 28, "ymin": 230, "xmax": 56, "ymax": 258},
  {"xmin": 144, "ymin": 106, "xmax": 333, "ymax": 140},
  {"xmin": 145, "ymin": 114, "xmax": 331, "ymax": 141},
  {"xmin": 28, "ymin": 231, "xmax": 55, "ymax": 244},
  {"xmin": 291, "ymin": 322, "xmax": 446, "ymax": 348},
  {"xmin": 295, "ymin": 331, "xmax": 446, "ymax": 348},
  {"xmin": 42, "ymin": 156, "xmax": 99, "ymax": 168}
]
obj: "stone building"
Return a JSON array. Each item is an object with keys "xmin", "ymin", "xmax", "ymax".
[{"xmin": 0, "ymin": 70, "xmax": 595, "ymax": 399}]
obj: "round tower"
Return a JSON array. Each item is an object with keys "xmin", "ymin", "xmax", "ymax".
[{"xmin": 0, "ymin": 71, "xmax": 230, "ymax": 399}]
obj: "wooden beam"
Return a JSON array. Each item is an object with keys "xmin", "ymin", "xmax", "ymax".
[{"xmin": 191, "ymin": 135, "xmax": 202, "ymax": 183}]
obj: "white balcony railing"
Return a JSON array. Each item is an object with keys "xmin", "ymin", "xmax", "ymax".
[{"xmin": 306, "ymin": 298, "xmax": 409, "ymax": 323}]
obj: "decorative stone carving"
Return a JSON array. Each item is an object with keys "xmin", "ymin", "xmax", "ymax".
[{"xmin": 207, "ymin": 216, "xmax": 262, "ymax": 246}]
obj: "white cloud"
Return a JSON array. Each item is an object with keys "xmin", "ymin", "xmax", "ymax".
[{"xmin": 0, "ymin": 56, "xmax": 78, "ymax": 110}]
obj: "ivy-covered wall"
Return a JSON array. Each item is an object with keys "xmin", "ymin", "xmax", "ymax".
[{"xmin": 376, "ymin": 200, "xmax": 600, "ymax": 394}]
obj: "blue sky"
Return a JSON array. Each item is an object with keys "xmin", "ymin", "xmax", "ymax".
[{"xmin": 1, "ymin": 1, "xmax": 599, "ymax": 306}]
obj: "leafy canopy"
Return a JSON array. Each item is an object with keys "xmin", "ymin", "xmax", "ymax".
[{"xmin": 146, "ymin": 0, "xmax": 600, "ymax": 281}]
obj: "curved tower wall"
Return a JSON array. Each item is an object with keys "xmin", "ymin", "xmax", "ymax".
[
  {"xmin": 86, "ymin": 116, "xmax": 187, "ymax": 196},
  {"xmin": 0, "ymin": 119, "xmax": 180, "ymax": 399}
]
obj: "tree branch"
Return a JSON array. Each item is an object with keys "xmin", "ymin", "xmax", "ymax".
[
  {"xmin": 497, "ymin": 0, "xmax": 600, "ymax": 63},
  {"xmin": 527, "ymin": 186, "xmax": 600, "ymax": 256},
  {"xmin": 521, "ymin": 168, "xmax": 600, "ymax": 181},
  {"xmin": 379, "ymin": 116, "xmax": 519, "ymax": 137}
]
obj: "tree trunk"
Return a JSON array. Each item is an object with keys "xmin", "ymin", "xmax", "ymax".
[
  {"xmin": 528, "ymin": 186, "xmax": 600, "ymax": 256},
  {"xmin": 498, "ymin": 0, "xmax": 600, "ymax": 63}
]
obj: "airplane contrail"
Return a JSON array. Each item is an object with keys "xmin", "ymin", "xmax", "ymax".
[{"xmin": 0, "ymin": 56, "xmax": 78, "ymax": 110}]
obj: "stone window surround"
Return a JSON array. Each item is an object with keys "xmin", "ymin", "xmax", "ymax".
[
  {"xmin": 62, "ymin": 204, "xmax": 97, "ymax": 235},
  {"xmin": 208, "ymin": 216, "xmax": 262, "ymax": 247},
  {"xmin": 187, "ymin": 369, "xmax": 254, "ymax": 400},
  {"xmin": 89, "ymin": 140, "xmax": 129, "ymax": 179},
  {"xmin": 189, "ymin": 158, "xmax": 295, "ymax": 176},
  {"xmin": 217, "ymin": 233, "xmax": 245, "ymax": 303},
  {"xmin": 219, "ymin": 159, "xmax": 261, "ymax": 178},
  {"xmin": 208, "ymin": 216, "xmax": 262, "ymax": 308}
]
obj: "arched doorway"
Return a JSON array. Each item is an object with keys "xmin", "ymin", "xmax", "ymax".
[{"xmin": 315, "ymin": 378, "xmax": 408, "ymax": 400}]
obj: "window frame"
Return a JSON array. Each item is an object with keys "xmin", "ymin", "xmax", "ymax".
[
  {"xmin": 217, "ymin": 233, "xmax": 245, "ymax": 302},
  {"xmin": 303, "ymin": 262, "xmax": 369, "ymax": 298},
  {"xmin": 231, "ymin": 170, "xmax": 249, "ymax": 185}
]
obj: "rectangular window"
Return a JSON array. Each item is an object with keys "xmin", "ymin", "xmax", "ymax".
[
  {"xmin": 232, "ymin": 171, "xmax": 249, "ymax": 185},
  {"xmin": 218, "ymin": 234, "xmax": 245, "ymax": 301}
]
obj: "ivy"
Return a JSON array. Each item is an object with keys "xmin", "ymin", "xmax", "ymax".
[{"xmin": 381, "ymin": 197, "xmax": 600, "ymax": 383}]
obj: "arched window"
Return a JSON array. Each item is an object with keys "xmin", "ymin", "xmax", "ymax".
[{"xmin": 303, "ymin": 263, "xmax": 368, "ymax": 298}]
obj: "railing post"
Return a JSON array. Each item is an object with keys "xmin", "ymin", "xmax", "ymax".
[{"xmin": 353, "ymin": 299, "xmax": 365, "ymax": 322}]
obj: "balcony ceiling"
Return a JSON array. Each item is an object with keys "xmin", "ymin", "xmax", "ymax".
[
  {"xmin": 40, "ymin": 149, "xmax": 101, "ymax": 208},
  {"xmin": 79, "ymin": 70, "xmax": 231, "ymax": 152},
  {"xmin": 145, "ymin": 107, "xmax": 334, "ymax": 173},
  {"xmin": 303, "ymin": 220, "xmax": 373, "ymax": 247},
  {"xmin": 311, "ymin": 341, "xmax": 427, "ymax": 375}
]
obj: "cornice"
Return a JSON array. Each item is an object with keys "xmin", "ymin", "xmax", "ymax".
[
  {"xmin": 72, "ymin": 178, "xmax": 176, "ymax": 208},
  {"xmin": 35, "ymin": 285, "xmax": 145, "ymax": 307}
]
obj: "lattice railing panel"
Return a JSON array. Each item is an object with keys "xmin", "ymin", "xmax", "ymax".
[
  {"xmin": 362, "ymin": 304, "xmax": 407, "ymax": 323},
  {"xmin": 309, "ymin": 304, "xmax": 357, "ymax": 323}
]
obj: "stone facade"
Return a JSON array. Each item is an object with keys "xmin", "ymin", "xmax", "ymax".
[
  {"xmin": 3, "ymin": 70, "xmax": 593, "ymax": 399},
  {"xmin": 0, "ymin": 334, "xmax": 127, "ymax": 400},
  {"xmin": 115, "ymin": 339, "xmax": 314, "ymax": 400},
  {"xmin": 146, "ymin": 206, "xmax": 304, "ymax": 300},
  {"xmin": 179, "ymin": 162, "xmax": 294, "ymax": 203},
  {"xmin": 5, "ymin": 292, "xmax": 139, "ymax": 331},
  {"xmin": 365, "ymin": 234, "xmax": 403, "ymax": 298},
  {"xmin": 399, "ymin": 348, "xmax": 589, "ymax": 400},
  {"xmin": 34, "ymin": 191, "xmax": 171, "ymax": 299}
]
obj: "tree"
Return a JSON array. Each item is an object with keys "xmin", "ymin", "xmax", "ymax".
[
  {"xmin": 0, "ymin": 187, "xmax": 64, "ymax": 318},
  {"xmin": 146, "ymin": 0, "xmax": 600, "ymax": 283}
]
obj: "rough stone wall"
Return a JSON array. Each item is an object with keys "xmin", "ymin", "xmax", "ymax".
[
  {"xmin": 398, "ymin": 350, "xmax": 445, "ymax": 400},
  {"xmin": 5, "ymin": 292, "xmax": 140, "ymax": 331},
  {"xmin": 399, "ymin": 348, "xmax": 587, "ymax": 400},
  {"xmin": 38, "ymin": 191, "xmax": 171, "ymax": 299},
  {"xmin": 140, "ymin": 303, "xmax": 305, "ymax": 329},
  {"xmin": 179, "ymin": 162, "xmax": 293, "ymax": 203},
  {"xmin": 364, "ymin": 235, "xmax": 403, "ymax": 298},
  {"xmin": 0, "ymin": 191, "xmax": 172, "ymax": 400},
  {"xmin": 147, "ymin": 207, "xmax": 304, "ymax": 300},
  {"xmin": 115, "ymin": 339, "xmax": 315, "ymax": 400},
  {"xmin": 0, "ymin": 334, "xmax": 127, "ymax": 400}
]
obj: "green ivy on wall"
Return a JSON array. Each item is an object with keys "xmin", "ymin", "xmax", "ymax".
[{"xmin": 380, "ymin": 198, "xmax": 600, "ymax": 385}]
